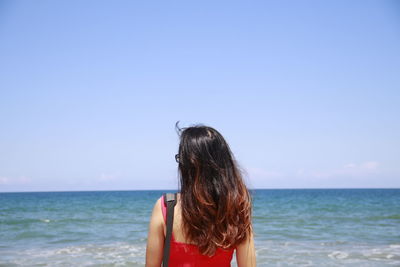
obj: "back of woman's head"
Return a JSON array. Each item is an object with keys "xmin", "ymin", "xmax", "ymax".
[{"xmin": 176, "ymin": 123, "xmax": 252, "ymax": 256}]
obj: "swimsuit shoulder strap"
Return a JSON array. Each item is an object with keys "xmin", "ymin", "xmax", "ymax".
[{"xmin": 162, "ymin": 193, "xmax": 177, "ymax": 267}]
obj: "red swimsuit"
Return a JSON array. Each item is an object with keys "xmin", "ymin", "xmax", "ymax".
[{"xmin": 161, "ymin": 195, "xmax": 235, "ymax": 267}]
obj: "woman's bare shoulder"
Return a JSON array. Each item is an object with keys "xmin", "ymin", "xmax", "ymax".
[{"xmin": 150, "ymin": 197, "xmax": 164, "ymax": 225}]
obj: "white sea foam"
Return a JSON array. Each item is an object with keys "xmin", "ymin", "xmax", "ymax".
[
  {"xmin": 0, "ymin": 242, "xmax": 146, "ymax": 266},
  {"xmin": 252, "ymin": 240, "xmax": 400, "ymax": 266},
  {"xmin": 328, "ymin": 251, "xmax": 349, "ymax": 259},
  {"xmin": 2, "ymin": 241, "xmax": 400, "ymax": 266}
]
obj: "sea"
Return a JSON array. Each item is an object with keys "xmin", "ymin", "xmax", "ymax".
[{"xmin": 0, "ymin": 189, "xmax": 399, "ymax": 266}]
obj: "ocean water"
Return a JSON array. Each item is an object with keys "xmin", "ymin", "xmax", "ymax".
[{"xmin": 0, "ymin": 189, "xmax": 399, "ymax": 266}]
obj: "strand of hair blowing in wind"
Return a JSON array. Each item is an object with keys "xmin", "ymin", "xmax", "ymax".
[{"xmin": 177, "ymin": 125, "xmax": 252, "ymax": 256}]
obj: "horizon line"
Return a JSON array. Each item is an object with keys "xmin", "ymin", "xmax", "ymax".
[{"xmin": 1, "ymin": 187, "xmax": 399, "ymax": 193}]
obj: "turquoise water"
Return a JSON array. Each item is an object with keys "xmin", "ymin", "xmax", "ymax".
[{"xmin": 1, "ymin": 189, "xmax": 399, "ymax": 266}]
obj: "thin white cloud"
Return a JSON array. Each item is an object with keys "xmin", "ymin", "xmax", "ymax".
[
  {"xmin": 360, "ymin": 161, "xmax": 379, "ymax": 170},
  {"xmin": 0, "ymin": 177, "xmax": 10, "ymax": 185},
  {"xmin": 98, "ymin": 172, "xmax": 121, "ymax": 182},
  {"xmin": 0, "ymin": 176, "xmax": 31, "ymax": 185}
]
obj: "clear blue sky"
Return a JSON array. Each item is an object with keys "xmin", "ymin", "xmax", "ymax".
[{"xmin": 0, "ymin": 0, "xmax": 399, "ymax": 192}]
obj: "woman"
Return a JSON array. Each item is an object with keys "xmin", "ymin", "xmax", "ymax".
[{"xmin": 146, "ymin": 124, "xmax": 255, "ymax": 267}]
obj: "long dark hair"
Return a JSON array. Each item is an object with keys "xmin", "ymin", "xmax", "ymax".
[{"xmin": 175, "ymin": 123, "xmax": 252, "ymax": 256}]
